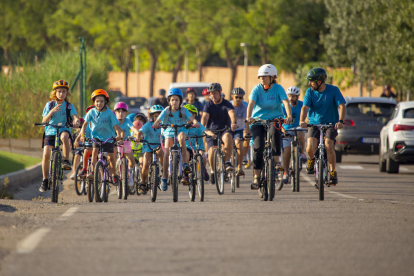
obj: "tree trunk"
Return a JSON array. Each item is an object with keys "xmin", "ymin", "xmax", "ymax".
[
  {"xmin": 224, "ymin": 40, "xmax": 243, "ymax": 95},
  {"xmin": 4, "ymin": 31, "xmax": 12, "ymax": 71},
  {"xmin": 172, "ymin": 54, "xmax": 184, "ymax": 83},
  {"xmin": 124, "ymin": 48, "xmax": 132, "ymax": 97},
  {"xmin": 148, "ymin": 47, "xmax": 157, "ymax": 98},
  {"xmin": 196, "ymin": 48, "xmax": 203, "ymax": 81},
  {"xmin": 258, "ymin": 40, "xmax": 269, "ymax": 64}
]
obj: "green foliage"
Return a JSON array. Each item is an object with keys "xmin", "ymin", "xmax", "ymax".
[{"xmin": 0, "ymin": 51, "xmax": 110, "ymax": 138}]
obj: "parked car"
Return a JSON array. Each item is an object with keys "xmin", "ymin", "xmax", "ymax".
[
  {"xmin": 169, "ymin": 82, "xmax": 211, "ymax": 102},
  {"xmin": 114, "ymin": 96, "xmax": 146, "ymax": 115},
  {"xmin": 142, "ymin": 97, "xmax": 158, "ymax": 117},
  {"xmin": 335, "ymin": 97, "xmax": 397, "ymax": 162},
  {"xmin": 379, "ymin": 101, "xmax": 414, "ymax": 173}
]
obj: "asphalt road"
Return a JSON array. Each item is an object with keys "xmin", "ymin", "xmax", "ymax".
[{"xmin": 0, "ymin": 155, "xmax": 413, "ymax": 276}]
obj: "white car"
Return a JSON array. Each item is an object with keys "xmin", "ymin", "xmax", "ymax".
[
  {"xmin": 379, "ymin": 101, "xmax": 414, "ymax": 173},
  {"xmin": 169, "ymin": 82, "xmax": 211, "ymax": 102}
]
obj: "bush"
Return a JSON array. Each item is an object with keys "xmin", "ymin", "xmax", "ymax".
[{"xmin": 0, "ymin": 51, "xmax": 110, "ymax": 139}]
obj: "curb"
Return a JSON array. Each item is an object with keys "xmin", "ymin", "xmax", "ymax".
[{"xmin": 0, "ymin": 162, "xmax": 43, "ymax": 191}]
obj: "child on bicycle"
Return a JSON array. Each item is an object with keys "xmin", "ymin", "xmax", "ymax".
[
  {"xmin": 131, "ymin": 113, "xmax": 147, "ymax": 167},
  {"xmin": 183, "ymin": 104, "xmax": 215, "ymax": 183},
  {"xmin": 137, "ymin": 105, "xmax": 164, "ymax": 194},
  {"xmin": 114, "ymin": 102, "xmax": 141, "ymax": 189},
  {"xmin": 153, "ymin": 88, "xmax": 199, "ymax": 191},
  {"xmin": 80, "ymin": 89, "xmax": 123, "ymax": 186},
  {"xmin": 39, "ymin": 80, "xmax": 80, "ymax": 193}
]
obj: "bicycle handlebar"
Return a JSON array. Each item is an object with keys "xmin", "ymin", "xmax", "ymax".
[
  {"xmin": 307, "ymin": 123, "xmax": 335, "ymax": 128},
  {"xmin": 34, "ymin": 122, "xmax": 71, "ymax": 128},
  {"xmin": 153, "ymin": 123, "xmax": 196, "ymax": 129},
  {"xmin": 139, "ymin": 140, "xmax": 161, "ymax": 151}
]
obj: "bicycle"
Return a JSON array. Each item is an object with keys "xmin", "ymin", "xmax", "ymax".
[
  {"xmin": 91, "ymin": 137, "xmax": 117, "ymax": 203},
  {"xmin": 35, "ymin": 122, "xmax": 73, "ymax": 203},
  {"xmin": 73, "ymin": 142, "xmax": 88, "ymax": 196},
  {"xmin": 281, "ymin": 127, "xmax": 305, "ymax": 192},
  {"xmin": 247, "ymin": 118, "xmax": 285, "ymax": 201},
  {"xmin": 132, "ymin": 148, "xmax": 143, "ymax": 196},
  {"xmin": 229, "ymin": 133, "xmax": 251, "ymax": 193},
  {"xmin": 206, "ymin": 127, "xmax": 231, "ymax": 195},
  {"xmin": 159, "ymin": 123, "xmax": 193, "ymax": 202},
  {"xmin": 307, "ymin": 124, "xmax": 335, "ymax": 201},
  {"xmin": 140, "ymin": 140, "xmax": 161, "ymax": 202},
  {"xmin": 187, "ymin": 133, "xmax": 209, "ymax": 202},
  {"xmin": 116, "ymin": 136, "xmax": 136, "ymax": 200}
]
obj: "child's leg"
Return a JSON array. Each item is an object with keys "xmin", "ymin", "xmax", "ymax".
[
  {"xmin": 60, "ymin": 132, "xmax": 71, "ymax": 161},
  {"xmin": 178, "ymin": 133, "xmax": 188, "ymax": 164},
  {"xmin": 72, "ymin": 154, "xmax": 81, "ymax": 173},
  {"xmin": 108, "ymin": 152, "xmax": 117, "ymax": 176},
  {"xmin": 142, "ymin": 152, "xmax": 152, "ymax": 184},
  {"xmin": 83, "ymin": 148, "xmax": 91, "ymax": 169},
  {"xmin": 157, "ymin": 149, "xmax": 164, "ymax": 165},
  {"xmin": 91, "ymin": 148, "xmax": 99, "ymax": 172},
  {"xmin": 162, "ymin": 138, "xmax": 173, "ymax": 179},
  {"xmin": 126, "ymin": 152, "xmax": 135, "ymax": 168},
  {"xmin": 42, "ymin": 146, "xmax": 53, "ymax": 179}
]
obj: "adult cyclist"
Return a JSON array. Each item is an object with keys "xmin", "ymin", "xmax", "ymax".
[
  {"xmin": 246, "ymin": 64, "xmax": 292, "ymax": 189},
  {"xmin": 230, "ymin": 87, "xmax": 248, "ymax": 176},
  {"xmin": 299, "ymin": 67, "xmax": 346, "ymax": 185},
  {"xmin": 281, "ymin": 86, "xmax": 307, "ymax": 184},
  {"xmin": 201, "ymin": 83, "xmax": 238, "ymax": 184}
]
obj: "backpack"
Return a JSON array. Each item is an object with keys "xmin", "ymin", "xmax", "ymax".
[{"xmin": 162, "ymin": 107, "xmax": 187, "ymax": 125}]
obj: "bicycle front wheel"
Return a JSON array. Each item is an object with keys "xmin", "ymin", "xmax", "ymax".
[
  {"xmin": 150, "ymin": 164, "xmax": 159, "ymax": 202},
  {"xmin": 94, "ymin": 161, "xmax": 105, "ymax": 202},
  {"xmin": 267, "ymin": 158, "xmax": 275, "ymax": 201},
  {"xmin": 171, "ymin": 152, "xmax": 179, "ymax": 202},
  {"xmin": 214, "ymin": 149, "xmax": 225, "ymax": 195},
  {"xmin": 75, "ymin": 163, "xmax": 83, "ymax": 196},
  {"xmin": 318, "ymin": 160, "xmax": 324, "ymax": 201},
  {"xmin": 135, "ymin": 163, "xmax": 142, "ymax": 196},
  {"xmin": 230, "ymin": 150, "xmax": 236, "ymax": 193},
  {"xmin": 196, "ymin": 155, "xmax": 204, "ymax": 202},
  {"xmin": 121, "ymin": 158, "xmax": 128, "ymax": 200},
  {"xmin": 294, "ymin": 148, "xmax": 300, "ymax": 192},
  {"xmin": 51, "ymin": 151, "xmax": 60, "ymax": 203}
]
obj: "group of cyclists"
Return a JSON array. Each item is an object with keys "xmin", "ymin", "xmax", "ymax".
[{"xmin": 38, "ymin": 64, "xmax": 346, "ymax": 199}]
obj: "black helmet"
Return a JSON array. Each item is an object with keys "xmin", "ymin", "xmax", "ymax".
[
  {"xmin": 307, "ymin": 68, "xmax": 327, "ymax": 82},
  {"xmin": 134, "ymin": 112, "xmax": 148, "ymax": 124},
  {"xmin": 207, "ymin": 83, "xmax": 222, "ymax": 93},
  {"xmin": 231, "ymin": 87, "xmax": 245, "ymax": 96}
]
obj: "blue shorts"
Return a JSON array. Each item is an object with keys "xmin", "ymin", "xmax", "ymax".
[{"xmin": 232, "ymin": 129, "xmax": 244, "ymax": 140}]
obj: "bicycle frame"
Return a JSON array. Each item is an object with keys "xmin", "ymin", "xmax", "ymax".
[{"xmin": 91, "ymin": 137, "xmax": 116, "ymax": 184}]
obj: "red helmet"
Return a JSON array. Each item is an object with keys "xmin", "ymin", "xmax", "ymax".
[
  {"xmin": 78, "ymin": 117, "xmax": 85, "ymax": 125},
  {"xmin": 186, "ymin": 87, "xmax": 196, "ymax": 94},
  {"xmin": 85, "ymin": 105, "xmax": 95, "ymax": 113},
  {"xmin": 202, "ymin": 88, "xmax": 209, "ymax": 96}
]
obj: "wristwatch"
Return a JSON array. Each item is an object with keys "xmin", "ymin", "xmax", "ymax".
[{"xmin": 339, "ymin": 120, "xmax": 344, "ymax": 124}]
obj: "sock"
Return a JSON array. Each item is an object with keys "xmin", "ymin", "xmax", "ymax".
[
  {"xmin": 211, "ymin": 170, "xmax": 214, "ymax": 174},
  {"xmin": 43, "ymin": 178, "xmax": 48, "ymax": 182}
]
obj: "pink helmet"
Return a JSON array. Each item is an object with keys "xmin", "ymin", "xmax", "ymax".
[
  {"xmin": 133, "ymin": 120, "xmax": 143, "ymax": 130},
  {"xmin": 114, "ymin": 102, "xmax": 128, "ymax": 111}
]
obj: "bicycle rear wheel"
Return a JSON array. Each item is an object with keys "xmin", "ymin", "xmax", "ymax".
[
  {"xmin": 172, "ymin": 152, "xmax": 179, "ymax": 202},
  {"xmin": 116, "ymin": 159, "xmax": 122, "ymax": 199},
  {"xmin": 267, "ymin": 158, "xmax": 275, "ymax": 201},
  {"xmin": 262, "ymin": 167, "xmax": 268, "ymax": 201},
  {"xmin": 94, "ymin": 161, "xmax": 104, "ymax": 202},
  {"xmin": 51, "ymin": 151, "xmax": 60, "ymax": 203},
  {"xmin": 318, "ymin": 160, "xmax": 324, "ymax": 201},
  {"xmin": 150, "ymin": 164, "xmax": 159, "ymax": 202},
  {"xmin": 87, "ymin": 179, "xmax": 94, "ymax": 202},
  {"xmin": 196, "ymin": 155, "xmax": 204, "ymax": 202},
  {"xmin": 121, "ymin": 158, "xmax": 128, "ymax": 200},
  {"xmin": 214, "ymin": 150, "xmax": 225, "ymax": 195},
  {"xmin": 135, "ymin": 163, "xmax": 141, "ymax": 196},
  {"xmin": 230, "ymin": 149, "xmax": 236, "ymax": 193},
  {"xmin": 189, "ymin": 171, "xmax": 196, "ymax": 202},
  {"xmin": 294, "ymin": 148, "xmax": 300, "ymax": 192},
  {"xmin": 75, "ymin": 163, "xmax": 83, "ymax": 196}
]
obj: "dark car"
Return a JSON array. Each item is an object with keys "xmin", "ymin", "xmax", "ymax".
[
  {"xmin": 335, "ymin": 97, "xmax": 397, "ymax": 162},
  {"xmin": 114, "ymin": 96, "xmax": 147, "ymax": 114}
]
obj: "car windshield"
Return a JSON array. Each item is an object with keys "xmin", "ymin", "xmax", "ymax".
[
  {"xmin": 403, "ymin": 108, "xmax": 414, "ymax": 118},
  {"xmin": 346, "ymin": 103, "xmax": 395, "ymax": 117},
  {"xmin": 120, "ymin": 98, "xmax": 146, "ymax": 108}
]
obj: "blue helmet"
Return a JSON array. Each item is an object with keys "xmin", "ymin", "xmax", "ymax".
[
  {"xmin": 167, "ymin": 88, "xmax": 183, "ymax": 99},
  {"xmin": 149, "ymin": 105, "xmax": 164, "ymax": 114}
]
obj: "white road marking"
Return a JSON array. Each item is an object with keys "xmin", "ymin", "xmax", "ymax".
[
  {"xmin": 17, "ymin": 228, "xmax": 51, "ymax": 254},
  {"xmin": 302, "ymin": 175, "xmax": 364, "ymax": 201},
  {"xmin": 57, "ymin": 206, "xmax": 79, "ymax": 221},
  {"xmin": 338, "ymin": 165, "xmax": 363, "ymax": 170}
]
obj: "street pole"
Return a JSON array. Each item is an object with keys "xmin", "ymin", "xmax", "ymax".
[
  {"xmin": 240, "ymin": 43, "xmax": 248, "ymax": 91},
  {"xmin": 131, "ymin": 45, "xmax": 140, "ymax": 96},
  {"xmin": 185, "ymin": 51, "xmax": 189, "ymax": 82}
]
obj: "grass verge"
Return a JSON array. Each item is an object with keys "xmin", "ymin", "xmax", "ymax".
[{"xmin": 0, "ymin": 151, "xmax": 41, "ymax": 175}]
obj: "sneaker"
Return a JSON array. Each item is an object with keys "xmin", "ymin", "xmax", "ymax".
[
  {"xmin": 183, "ymin": 163, "xmax": 191, "ymax": 174},
  {"xmin": 181, "ymin": 176, "xmax": 190, "ymax": 185},
  {"xmin": 69, "ymin": 173, "xmax": 75, "ymax": 180},
  {"xmin": 244, "ymin": 160, "xmax": 251, "ymax": 169},
  {"xmin": 330, "ymin": 170, "xmax": 338, "ymax": 185},
  {"xmin": 39, "ymin": 179, "xmax": 48, "ymax": 192},
  {"xmin": 282, "ymin": 173, "xmax": 289, "ymax": 184},
  {"xmin": 236, "ymin": 169, "xmax": 245, "ymax": 176},
  {"xmin": 242, "ymin": 158, "xmax": 248, "ymax": 165},
  {"xmin": 128, "ymin": 169, "xmax": 135, "ymax": 187},
  {"xmin": 225, "ymin": 161, "xmax": 234, "ymax": 172},
  {"xmin": 301, "ymin": 153, "xmax": 307, "ymax": 163},
  {"xmin": 113, "ymin": 175, "xmax": 120, "ymax": 186},
  {"xmin": 210, "ymin": 173, "xmax": 215, "ymax": 185},
  {"xmin": 203, "ymin": 170, "xmax": 209, "ymax": 181},
  {"xmin": 78, "ymin": 169, "xmax": 87, "ymax": 179},
  {"xmin": 87, "ymin": 172, "xmax": 94, "ymax": 180},
  {"xmin": 160, "ymin": 178, "xmax": 168, "ymax": 191},
  {"xmin": 138, "ymin": 184, "xmax": 147, "ymax": 195},
  {"xmin": 306, "ymin": 159, "xmax": 315, "ymax": 174},
  {"xmin": 62, "ymin": 160, "xmax": 72, "ymax": 170}
]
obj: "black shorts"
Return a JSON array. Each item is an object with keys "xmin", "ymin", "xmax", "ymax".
[
  {"xmin": 44, "ymin": 130, "xmax": 71, "ymax": 147},
  {"xmin": 206, "ymin": 130, "xmax": 233, "ymax": 148},
  {"xmin": 92, "ymin": 139, "xmax": 114, "ymax": 153},
  {"xmin": 307, "ymin": 126, "xmax": 338, "ymax": 141}
]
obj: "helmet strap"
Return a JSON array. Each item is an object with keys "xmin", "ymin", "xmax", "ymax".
[{"xmin": 315, "ymin": 80, "xmax": 324, "ymax": 91}]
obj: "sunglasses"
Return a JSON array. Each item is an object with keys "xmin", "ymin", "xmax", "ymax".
[{"xmin": 234, "ymin": 96, "xmax": 243, "ymax": 99}]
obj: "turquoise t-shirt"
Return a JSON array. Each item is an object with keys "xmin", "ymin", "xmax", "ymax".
[
  {"xmin": 139, "ymin": 121, "xmax": 162, "ymax": 153},
  {"xmin": 249, "ymin": 83, "xmax": 287, "ymax": 120},
  {"xmin": 119, "ymin": 118, "xmax": 134, "ymax": 138},
  {"xmin": 282, "ymin": 101, "xmax": 303, "ymax": 130},
  {"xmin": 303, "ymin": 84, "xmax": 346, "ymax": 124},
  {"xmin": 186, "ymin": 124, "xmax": 206, "ymax": 151},
  {"xmin": 158, "ymin": 107, "xmax": 192, "ymax": 138},
  {"xmin": 42, "ymin": 101, "xmax": 77, "ymax": 136},
  {"xmin": 84, "ymin": 108, "xmax": 119, "ymax": 141}
]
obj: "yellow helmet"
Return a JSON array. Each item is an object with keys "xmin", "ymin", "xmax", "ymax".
[
  {"xmin": 184, "ymin": 104, "xmax": 198, "ymax": 116},
  {"xmin": 53, "ymin": 79, "xmax": 70, "ymax": 90}
]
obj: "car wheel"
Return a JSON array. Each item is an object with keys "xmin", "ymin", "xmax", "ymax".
[
  {"xmin": 386, "ymin": 146, "xmax": 399, "ymax": 173},
  {"xmin": 335, "ymin": 150, "xmax": 342, "ymax": 163}
]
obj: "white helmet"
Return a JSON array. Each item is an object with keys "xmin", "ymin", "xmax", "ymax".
[
  {"xmin": 258, "ymin": 64, "xmax": 277, "ymax": 78},
  {"xmin": 287, "ymin": 86, "xmax": 301, "ymax": 96}
]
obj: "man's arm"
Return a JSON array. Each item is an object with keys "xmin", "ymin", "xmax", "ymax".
[
  {"xmin": 201, "ymin": 112, "xmax": 209, "ymax": 128},
  {"xmin": 228, "ymin": 109, "xmax": 237, "ymax": 131},
  {"xmin": 335, "ymin": 103, "xmax": 346, "ymax": 130},
  {"xmin": 282, "ymin": 99, "xmax": 292, "ymax": 124},
  {"xmin": 299, "ymin": 105, "xmax": 309, "ymax": 128}
]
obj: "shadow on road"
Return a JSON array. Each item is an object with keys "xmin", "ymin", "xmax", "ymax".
[{"xmin": 0, "ymin": 203, "xmax": 17, "ymax": 213}]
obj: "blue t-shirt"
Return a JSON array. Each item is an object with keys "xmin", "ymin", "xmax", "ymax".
[
  {"xmin": 303, "ymin": 84, "xmax": 346, "ymax": 124},
  {"xmin": 186, "ymin": 124, "xmax": 206, "ymax": 151},
  {"xmin": 249, "ymin": 84, "xmax": 287, "ymax": 120},
  {"xmin": 139, "ymin": 121, "xmax": 162, "ymax": 153},
  {"xmin": 84, "ymin": 108, "xmax": 119, "ymax": 141},
  {"xmin": 158, "ymin": 107, "xmax": 192, "ymax": 138},
  {"xmin": 119, "ymin": 118, "xmax": 134, "ymax": 138},
  {"xmin": 42, "ymin": 101, "xmax": 77, "ymax": 136},
  {"xmin": 282, "ymin": 101, "xmax": 303, "ymax": 130},
  {"xmin": 230, "ymin": 101, "xmax": 247, "ymax": 131},
  {"xmin": 203, "ymin": 99, "xmax": 234, "ymax": 131}
]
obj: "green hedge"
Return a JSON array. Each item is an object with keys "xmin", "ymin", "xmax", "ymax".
[{"xmin": 0, "ymin": 52, "xmax": 110, "ymax": 139}]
